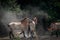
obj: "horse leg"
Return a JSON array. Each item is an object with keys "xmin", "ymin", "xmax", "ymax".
[
  {"xmin": 33, "ymin": 31, "xmax": 37, "ymax": 37},
  {"xmin": 9, "ymin": 32, "xmax": 11, "ymax": 39},
  {"xmin": 9, "ymin": 31, "xmax": 14, "ymax": 40},
  {"xmin": 31, "ymin": 30, "xmax": 39, "ymax": 40},
  {"xmin": 50, "ymin": 31, "xmax": 54, "ymax": 36},
  {"xmin": 30, "ymin": 30, "xmax": 34, "ymax": 37},
  {"xmin": 9, "ymin": 31, "xmax": 13, "ymax": 40},
  {"xmin": 21, "ymin": 30, "xmax": 25, "ymax": 38},
  {"xmin": 27, "ymin": 26, "xmax": 31, "ymax": 37},
  {"xmin": 30, "ymin": 30, "xmax": 37, "ymax": 37},
  {"xmin": 56, "ymin": 30, "xmax": 58, "ymax": 37},
  {"xmin": 11, "ymin": 32, "xmax": 14, "ymax": 38}
]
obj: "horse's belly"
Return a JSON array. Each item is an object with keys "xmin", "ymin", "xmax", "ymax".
[{"xmin": 20, "ymin": 24, "xmax": 28, "ymax": 31}]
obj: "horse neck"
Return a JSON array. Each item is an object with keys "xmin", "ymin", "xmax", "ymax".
[{"xmin": 21, "ymin": 21, "xmax": 29, "ymax": 26}]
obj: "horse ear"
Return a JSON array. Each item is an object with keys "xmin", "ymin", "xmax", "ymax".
[{"xmin": 33, "ymin": 17, "xmax": 37, "ymax": 24}]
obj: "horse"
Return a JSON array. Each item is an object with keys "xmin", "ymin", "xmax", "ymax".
[
  {"xmin": 8, "ymin": 17, "xmax": 38, "ymax": 39},
  {"xmin": 47, "ymin": 22, "xmax": 60, "ymax": 37},
  {"xmin": 29, "ymin": 20, "xmax": 36, "ymax": 37},
  {"xmin": 27, "ymin": 17, "xmax": 38, "ymax": 40},
  {"xmin": 8, "ymin": 18, "xmax": 30, "ymax": 39}
]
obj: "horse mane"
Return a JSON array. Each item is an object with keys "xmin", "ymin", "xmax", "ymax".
[
  {"xmin": 21, "ymin": 18, "xmax": 32, "ymax": 22},
  {"xmin": 21, "ymin": 18, "xmax": 27, "ymax": 23}
]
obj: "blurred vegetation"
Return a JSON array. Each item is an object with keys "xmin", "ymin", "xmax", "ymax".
[
  {"xmin": 14, "ymin": 37, "xmax": 20, "ymax": 40},
  {"xmin": 0, "ymin": 0, "xmax": 60, "ymax": 27}
]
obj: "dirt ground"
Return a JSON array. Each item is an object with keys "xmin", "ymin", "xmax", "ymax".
[{"xmin": 0, "ymin": 35, "xmax": 60, "ymax": 40}]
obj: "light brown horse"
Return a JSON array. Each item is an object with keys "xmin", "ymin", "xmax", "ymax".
[
  {"xmin": 27, "ymin": 17, "xmax": 38, "ymax": 40},
  {"xmin": 8, "ymin": 18, "xmax": 30, "ymax": 38},
  {"xmin": 47, "ymin": 22, "xmax": 60, "ymax": 37},
  {"xmin": 48, "ymin": 22, "xmax": 58, "ymax": 32},
  {"xmin": 8, "ymin": 17, "xmax": 38, "ymax": 39}
]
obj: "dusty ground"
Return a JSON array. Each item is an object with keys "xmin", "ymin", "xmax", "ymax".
[
  {"xmin": 0, "ymin": 30, "xmax": 60, "ymax": 40},
  {"xmin": 0, "ymin": 34, "xmax": 60, "ymax": 40}
]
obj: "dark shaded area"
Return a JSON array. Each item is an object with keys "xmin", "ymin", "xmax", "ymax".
[
  {"xmin": 17, "ymin": 0, "xmax": 40, "ymax": 9},
  {"xmin": 42, "ymin": 17, "xmax": 47, "ymax": 31},
  {"xmin": 17, "ymin": 0, "xmax": 60, "ymax": 20},
  {"xmin": 0, "ymin": 21, "xmax": 8, "ymax": 37}
]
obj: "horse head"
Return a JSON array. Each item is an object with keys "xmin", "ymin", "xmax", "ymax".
[{"xmin": 33, "ymin": 17, "xmax": 37, "ymax": 24}]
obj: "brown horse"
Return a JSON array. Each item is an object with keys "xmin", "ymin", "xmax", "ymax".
[
  {"xmin": 48, "ymin": 22, "xmax": 60, "ymax": 37},
  {"xmin": 8, "ymin": 17, "xmax": 30, "ymax": 39},
  {"xmin": 27, "ymin": 17, "xmax": 38, "ymax": 40},
  {"xmin": 8, "ymin": 17, "xmax": 38, "ymax": 39}
]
